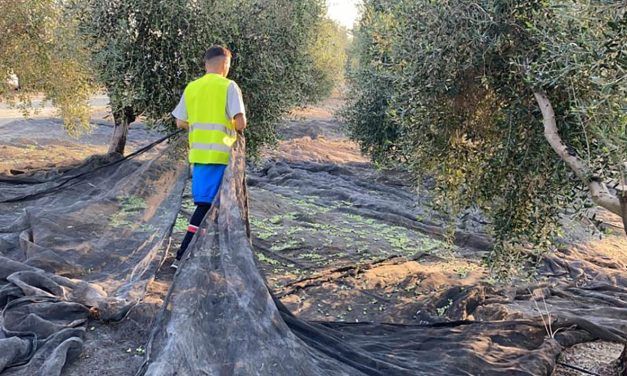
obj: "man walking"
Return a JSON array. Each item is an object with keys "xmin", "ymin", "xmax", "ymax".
[{"xmin": 171, "ymin": 45, "xmax": 247, "ymax": 268}]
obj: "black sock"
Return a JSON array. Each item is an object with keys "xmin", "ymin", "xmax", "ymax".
[{"xmin": 176, "ymin": 204, "xmax": 211, "ymax": 260}]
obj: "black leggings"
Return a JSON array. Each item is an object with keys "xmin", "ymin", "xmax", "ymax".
[{"xmin": 176, "ymin": 204, "xmax": 211, "ymax": 260}]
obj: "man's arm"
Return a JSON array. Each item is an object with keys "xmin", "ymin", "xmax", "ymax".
[
  {"xmin": 228, "ymin": 82, "xmax": 247, "ymax": 132},
  {"xmin": 172, "ymin": 94, "xmax": 188, "ymax": 129},
  {"xmin": 233, "ymin": 113, "xmax": 246, "ymax": 132},
  {"xmin": 176, "ymin": 119, "xmax": 189, "ymax": 130}
]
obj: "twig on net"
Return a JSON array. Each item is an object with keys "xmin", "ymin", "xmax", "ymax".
[{"xmin": 275, "ymin": 253, "xmax": 425, "ymax": 298}]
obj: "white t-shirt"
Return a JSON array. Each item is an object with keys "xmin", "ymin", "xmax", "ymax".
[{"xmin": 172, "ymin": 81, "xmax": 245, "ymax": 121}]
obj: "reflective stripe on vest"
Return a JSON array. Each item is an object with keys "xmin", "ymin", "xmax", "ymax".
[
  {"xmin": 183, "ymin": 74, "xmax": 236, "ymax": 165},
  {"xmin": 190, "ymin": 123, "xmax": 237, "ymax": 138},
  {"xmin": 190, "ymin": 142, "xmax": 232, "ymax": 153}
]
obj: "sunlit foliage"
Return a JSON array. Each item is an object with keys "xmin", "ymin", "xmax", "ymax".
[
  {"xmin": 305, "ymin": 17, "xmax": 349, "ymax": 101},
  {"xmin": 0, "ymin": 0, "xmax": 95, "ymax": 136}
]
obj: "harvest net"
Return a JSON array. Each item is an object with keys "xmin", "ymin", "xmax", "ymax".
[{"xmin": 0, "ymin": 135, "xmax": 625, "ymax": 376}]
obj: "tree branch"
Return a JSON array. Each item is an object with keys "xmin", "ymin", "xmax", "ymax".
[{"xmin": 533, "ymin": 91, "xmax": 624, "ymax": 228}]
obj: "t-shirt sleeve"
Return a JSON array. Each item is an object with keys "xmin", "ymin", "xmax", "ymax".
[
  {"xmin": 171, "ymin": 94, "xmax": 188, "ymax": 121},
  {"xmin": 226, "ymin": 82, "xmax": 246, "ymax": 120}
]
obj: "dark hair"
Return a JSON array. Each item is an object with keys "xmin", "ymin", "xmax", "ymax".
[{"xmin": 203, "ymin": 45, "xmax": 232, "ymax": 63}]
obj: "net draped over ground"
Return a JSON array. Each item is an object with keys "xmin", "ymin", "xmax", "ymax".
[
  {"xmin": 142, "ymin": 137, "xmax": 626, "ymax": 375},
  {"xmin": 0, "ymin": 135, "xmax": 187, "ymax": 375},
  {"xmin": 0, "ymin": 128, "xmax": 624, "ymax": 375}
]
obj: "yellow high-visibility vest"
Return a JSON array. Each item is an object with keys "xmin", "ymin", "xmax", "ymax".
[{"xmin": 184, "ymin": 73, "xmax": 237, "ymax": 165}]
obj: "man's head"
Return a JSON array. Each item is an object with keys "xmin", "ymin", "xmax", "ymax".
[{"xmin": 203, "ymin": 45, "xmax": 232, "ymax": 77}]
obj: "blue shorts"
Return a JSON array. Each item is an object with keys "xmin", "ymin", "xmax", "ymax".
[{"xmin": 191, "ymin": 164, "xmax": 227, "ymax": 205}]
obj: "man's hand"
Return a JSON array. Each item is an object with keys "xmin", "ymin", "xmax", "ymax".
[
  {"xmin": 176, "ymin": 119, "xmax": 189, "ymax": 130},
  {"xmin": 233, "ymin": 113, "xmax": 247, "ymax": 132}
]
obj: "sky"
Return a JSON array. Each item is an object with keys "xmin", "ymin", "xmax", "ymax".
[{"xmin": 326, "ymin": 0, "xmax": 361, "ymax": 29}]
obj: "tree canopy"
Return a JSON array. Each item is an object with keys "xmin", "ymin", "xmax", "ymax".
[
  {"xmin": 2, "ymin": 0, "xmax": 348, "ymax": 155},
  {"xmin": 75, "ymin": 0, "xmax": 338, "ymax": 155},
  {"xmin": 343, "ymin": 0, "xmax": 626, "ymax": 274},
  {"xmin": 0, "ymin": 0, "xmax": 95, "ymax": 136}
]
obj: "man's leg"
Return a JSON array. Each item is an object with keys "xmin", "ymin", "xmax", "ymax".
[
  {"xmin": 176, "ymin": 203, "xmax": 211, "ymax": 260},
  {"xmin": 175, "ymin": 163, "xmax": 227, "ymax": 264}
]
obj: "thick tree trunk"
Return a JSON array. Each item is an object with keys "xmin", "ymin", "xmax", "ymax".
[
  {"xmin": 621, "ymin": 193, "xmax": 627, "ymax": 234},
  {"xmin": 108, "ymin": 119, "xmax": 128, "ymax": 155},
  {"xmin": 109, "ymin": 107, "xmax": 135, "ymax": 155},
  {"xmin": 620, "ymin": 164, "xmax": 627, "ymax": 233},
  {"xmin": 533, "ymin": 91, "xmax": 625, "ymax": 233}
]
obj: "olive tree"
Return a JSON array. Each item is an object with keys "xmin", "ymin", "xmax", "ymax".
[
  {"xmin": 344, "ymin": 0, "xmax": 626, "ymax": 273},
  {"xmin": 76, "ymin": 0, "xmax": 328, "ymax": 155},
  {"xmin": 304, "ymin": 17, "xmax": 350, "ymax": 102},
  {"xmin": 0, "ymin": 0, "xmax": 95, "ymax": 136},
  {"xmin": 341, "ymin": 0, "xmax": 400, "ymax": 163}
]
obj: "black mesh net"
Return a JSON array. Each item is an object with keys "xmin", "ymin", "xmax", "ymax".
[
  {"xmin": 0, "ymin": 134, "xmax": 625, "ymax": 376},
  {"xmin": 0, "ymin": 135, "xmax": 187, "ymax": 375},
  {"xmin": 141, "ymin": 138, "xmax": 626, "ymax": 376}
]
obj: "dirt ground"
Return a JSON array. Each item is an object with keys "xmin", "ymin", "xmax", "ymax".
[
  {"xmin": 0, "ymin": 119, "xmax": 156, "ymax": 174},
  {"xmin": 1, "ymin": 98, "xmax": 625, "ymax": 375}
]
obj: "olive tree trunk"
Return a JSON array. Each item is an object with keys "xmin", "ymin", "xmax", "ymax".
[
  {"xmin": 620, "ymin": 163, "xmax": 627, "ymax": 232},
  {"xmin": 109, "ymin": 107, "xmax": 135, "ymax": 155},
  {"xmin": 534, "ymin": 91, "xmax": 626, "ymax": 233}
]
